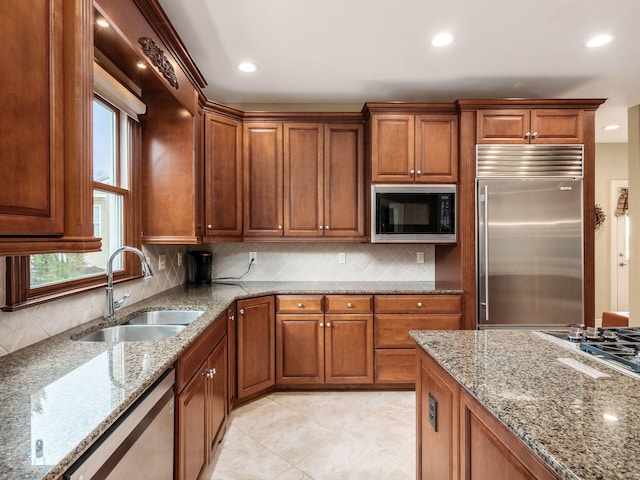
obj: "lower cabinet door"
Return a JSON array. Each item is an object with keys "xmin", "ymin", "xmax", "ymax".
[
  {"xmin": 177, "ymin": 363, "xmax": 207, "ymax": 480},
  {"xmin": 276, "ymin": 314, "xmax": 325, "ymax": 384},
  {"xmin": 237, "ymin": 296, "xmax": 276, "ymax": 400},
  {"xmin": 207, "ymin": 340, "xmax": 227, "ymax": 459},
  {"xmin": 324, "ymin": 314, "xmax": 373, "ymax": 384}
]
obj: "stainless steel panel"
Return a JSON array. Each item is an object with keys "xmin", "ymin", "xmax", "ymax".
[
  {"xmin": 477, "ymin": 144, "xmax": 583, "ymax": 178},
  {"xmin": 477, "ymin": 179, "xmax": 583, "ymax": 327}
]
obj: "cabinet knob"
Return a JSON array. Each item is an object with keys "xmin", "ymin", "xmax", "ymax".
[
  {"xmin": 319, "ymin": 226, "xmax": 324, "ymax": 230},
  {"xmin": 278, "ymin": 225, "xmax": 283, "ymax": 230},
  {"xmin": 416, "ymin": 170, "xmax": 422, "ymax": 176},
  {"xmin": 326, "ymin": 322, "xmax": 331, "ymax": 328},
  {"xmin": 207, "ymin": 224, "xmax": 212, "ymax": 229},
  {"xmin": 524, "ymin": 132, "xmax": 531, "ymax": 139},
  {"xmin": 212, "ymin": 368, "xmax": 217, "ymax": 376},
  {"xmin": 239, "ymin": 309, "xmax": 245, "ymax": 315},
  {"xmin": 297, "ymin": 303, "xmax": 303, "ymax": 308},
  {"xmin": 531, "ymin": 131, "xmax": 539, "ymax": 139},
  {"xmin": 325, "ymin": 226, "xmax": 330, "ymax": 230},
  {"xmin": 320, "ymin": 322, "xmax": 324, "ymax": 328},
  {"xmin": 417, "ymin": 302, "xmax": 423, "ymax": 308},
  {"xmin": 410, "ymin": 169, "xmax": 415, "ymax": 175},
  {"xmin": 229, "ymin": 315, "xmax": 235, "ymax": 321},
  {"xmin": 347, "ymin": 302, "xmax": 353, "ymax": 308}
]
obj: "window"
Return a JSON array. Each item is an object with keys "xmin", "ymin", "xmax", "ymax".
[{"xmin": 4, "ymin": 64, "xmax": 144, "ymax": 309}]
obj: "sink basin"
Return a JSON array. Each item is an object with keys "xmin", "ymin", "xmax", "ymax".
[
  {"xmin": 125, "ymin": 310, "xmax": 205, "ymax": 326},
  {"xmin": 75, "ymin": 324, "xmax": 186, "ymax": 342}
]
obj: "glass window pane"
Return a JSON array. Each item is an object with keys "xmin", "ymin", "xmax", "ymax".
[
  {"xmin": 29, "ymin": 191, "xmax": 123, "ymax": 288},
  {"xmin": 93, "ymin": 99, "xmax": 117, "ymax": 185}
]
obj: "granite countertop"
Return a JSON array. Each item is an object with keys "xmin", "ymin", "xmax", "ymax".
[
  {"xmin": 0, "ymin": 281, "xmax": 459, "ymax": 480},
  {"xmin": 411, "ymin": 329, "xmax": 640, "ymax": 480}
]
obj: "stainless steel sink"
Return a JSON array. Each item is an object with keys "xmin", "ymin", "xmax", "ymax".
[
  {"xmin": 125, "ymin": 310, "xmax": 205, "ymax": 325},
  {"xmin": 74, "ymin": 324, "xmax": 186, "ymax": 342}
]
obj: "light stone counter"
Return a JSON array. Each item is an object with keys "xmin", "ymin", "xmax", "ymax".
[
  {"xmin": 411, "ymin": 329, "xmax": 640, "ymax": 480},
  {"xmin": 0, "ymin": 281, "xmax": 459, "ymax": 480}
]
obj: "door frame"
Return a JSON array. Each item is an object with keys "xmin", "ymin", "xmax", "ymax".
[{"xmin": 609, "ymin": 179, "xmax": 629, "ymax": 311}]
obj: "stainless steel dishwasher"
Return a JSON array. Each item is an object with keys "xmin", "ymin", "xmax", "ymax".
[{"xmin": 64, "ymin": 369, "xmax": 175, "ymax": 480}]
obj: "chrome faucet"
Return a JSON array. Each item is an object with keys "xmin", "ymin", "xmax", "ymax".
[{"xmin": 104, "ymin": 246, "xmax": 153, "ymax": 320}]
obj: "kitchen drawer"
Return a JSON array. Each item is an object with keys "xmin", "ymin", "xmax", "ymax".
[
  {"xmin": 375, "ymin": 348, "xmax": 415, "ymax": 384},
  {"xmin": 375, "ymin": 314, "xmax": 462, "ymax": 348},
  {"xmin": 176, "ymin": 311, "xmax": 226, "ymax": 393},
  {"xmin": 325, "ymin": 295, "xmax": 373, "ymax": 314},
  {"xmin": 374, "ymin": 295, "xmax": 462, "ymax": 314},
  {"xmin": 276, "ymin": 295, "xmax": 324, "ymax": 313}
]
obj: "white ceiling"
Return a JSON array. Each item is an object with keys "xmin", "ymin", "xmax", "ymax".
[{"xmin": 158, "ymin": 0, "xmax": 640, "ymax": 143}]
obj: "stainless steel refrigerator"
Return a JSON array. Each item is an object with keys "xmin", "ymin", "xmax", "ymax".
[{"xmin": 476, "ymin": 145, "xmax": 584, "ymax": 328}]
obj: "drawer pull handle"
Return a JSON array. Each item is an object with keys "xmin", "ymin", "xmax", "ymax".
[
  {"xmin": 297, "ymin": 303, "xmax": 303, "ymax": 308},
  {"xmin": 417, "ymin": 302, "xmax": 423, "ymax": 308},
  {"xmin": 347, "ymin": 303, "xmax": 353, "ymax": 308}
]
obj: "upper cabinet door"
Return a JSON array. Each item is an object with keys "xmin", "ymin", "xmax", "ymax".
[
  {"xmin": 0, "ymin": 1, "xmax": 65, "ymax": 236},
  {"xmin": 530, "ymin": 109, "xmax": 584, "ymax": 144},
  {"xmin": 415, "ymin": 115, "xmax": 458, "ymax": 183},
  {"xmin": 371, "ymin": 115, "xmax": 415, "ymax": 182},
  {"xmin": 283, "ymin": 123, "xmax": 324, "ymax": 237},
  {"xmin": 243, "ymin": 123, "xmax": 284, "ymax": 236},
  {"xmin": 324, "ymin": 124, "xmax": 365, "ymax": 237},
  {"xmin": 204, "ymin": 113, "xmax": 243, "ymax": 239},
  {"xmin": 476, "ymin": 109, "xmax": 531, "ymax": 144}
]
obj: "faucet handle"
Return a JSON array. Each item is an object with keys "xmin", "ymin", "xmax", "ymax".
[{"xmin": 114, "ymin": 293, "xmax": 131, "ymax": 310}]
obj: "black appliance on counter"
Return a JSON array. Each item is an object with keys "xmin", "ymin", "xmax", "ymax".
[
  {"xmin": 542, "ymin": 326, "xmax": 640, "ymax": 374},
  {"xmin": 186, "ymin": 251, "xmax": 212, "ymax": 284}
]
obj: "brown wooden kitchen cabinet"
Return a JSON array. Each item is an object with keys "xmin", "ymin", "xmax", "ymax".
[
  {"xmin": 243, "ymin": 117, "xmax": 365, "ymax": 240},
  {"xmin": 369, "ymin": 110, "xmax": 458, "ymax": 183},
  {"xmin": 203, "ymin": 110, "xmax": 243, "ymax": 240},
  {"xmin": 175, "ymin": 311, "xmax": 228, "ymax": 480},
  {"xmin": 0, "ymin": 0, "xmax": 99, "ymax": 254},
  {"xmin": 284, "ymin": 123, "xmax": 365, "ymax": 238},
  {"xmin": 236, "ymin": 296, "xmax": 276, "ymax": 401},
  {"xmin": 276, "ymin": 295, "xmax": 374, "ymax": 386},
  {"xmin": 416, "ymin": 347, "xmax": 459, "ymax": 480},
  {"xmin": 243, "ymin": 123, "xmax": 284, "ymax": 236},
  {"xmin": 416, "ymin": 348, "xmax": 559, "ymax": 480},
  {"xmin": 476, "ymin": 109, "xmax": 584, "ymax": 144},
  {"xmin": 374, "ymin": 295, "xmax": 462, "ymax": 384}
]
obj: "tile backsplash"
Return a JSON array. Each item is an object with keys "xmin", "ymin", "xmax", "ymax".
[
  {"xmin": 203, "ymin": 242, "xmax": 435, "ymax": 282},
  {"xmin": 0, "ymin": 245, "xmax": 186, "ymax": 357},
  {"xmin": 0, "ymin": 242, "xmax": 434, "ymax": 357}
]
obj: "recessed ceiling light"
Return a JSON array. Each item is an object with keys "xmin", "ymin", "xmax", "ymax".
[
  {"xmin": 238, "ymin": 62, "xmax": 258, "ymax": 73},
  {"xmin": 586, "ymin": 34, "xmax": 613, "ymax": 48},
  {"xmin": 136, "ymin": 60, "xmax": 147, "ymax": 69},
  {"xmin": 603, "ymin": 124, "xmax": 621, "ymax": 130},
  {"xmin": 431, "ymin": 32, "xmax": 454, "ymax": 47},
  {"xmin": 603, "ymin": 413, "xmax": 619, "ymax": 422},
  {"xmin": 96, "ymin": 17, "xmax": 110, "ymax": 28}
]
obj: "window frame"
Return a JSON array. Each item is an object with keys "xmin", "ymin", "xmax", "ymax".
[{"xmin": 3, "ymin": 96, "xmax": 142, "ymax": 311}]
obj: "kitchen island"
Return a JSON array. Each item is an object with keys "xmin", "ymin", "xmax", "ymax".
[
  {"xmin": 0, "ymin": 281, "xmax": 459, "ymax": 480},
  {"xmin": 411, "ymin": 329, "xmax": 640, "ymax": 480}
]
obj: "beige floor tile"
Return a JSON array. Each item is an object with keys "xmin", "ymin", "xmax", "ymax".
[{"xmin": 207, "ymin": 391, "xmax": 415, "ymax": 480}]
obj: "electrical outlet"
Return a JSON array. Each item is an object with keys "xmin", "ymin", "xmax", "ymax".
[
  {"xmin": 177, "ymin": 253, "xmax": 182, "ymax": 267},
  {"xmin": 249, "ymin": 252, "xmax": 257, "ymax": 264},
  {"xmin": 416, "ymin": 251, "xmax": 425, "ymax": 264},
  {"xmin": 338, "ymin": 252, "xmax": 346, "ymax": 264},
  {"xmin": 158, "ymin": 254, "xmax": 166, "ymax": 270}
]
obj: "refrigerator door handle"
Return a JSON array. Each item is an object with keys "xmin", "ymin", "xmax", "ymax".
[{"xmin": 483, "ymin": 184, "xmax": 489, "ymax": 322}]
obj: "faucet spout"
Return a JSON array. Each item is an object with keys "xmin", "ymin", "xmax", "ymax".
[{"xmin": 104, "ymin": 246, "xmax": 153, "ymax": 320}]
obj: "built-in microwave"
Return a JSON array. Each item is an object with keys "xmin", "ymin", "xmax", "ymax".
[{"xmin": 371, "ymin": 184, "xmax": 456, "ymax": 243}]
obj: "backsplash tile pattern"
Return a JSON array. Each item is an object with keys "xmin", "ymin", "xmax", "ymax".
[
  {"xmin": 0, "ymin": 245, "xmax": 186, "ymax": 357},
  {"xmin": 0, "ymin": 242, "xmax": 434, "ymax": 357},
  {"xmin": 204, "ymin": 243, "xmax": 435, "ymax": 282}
]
